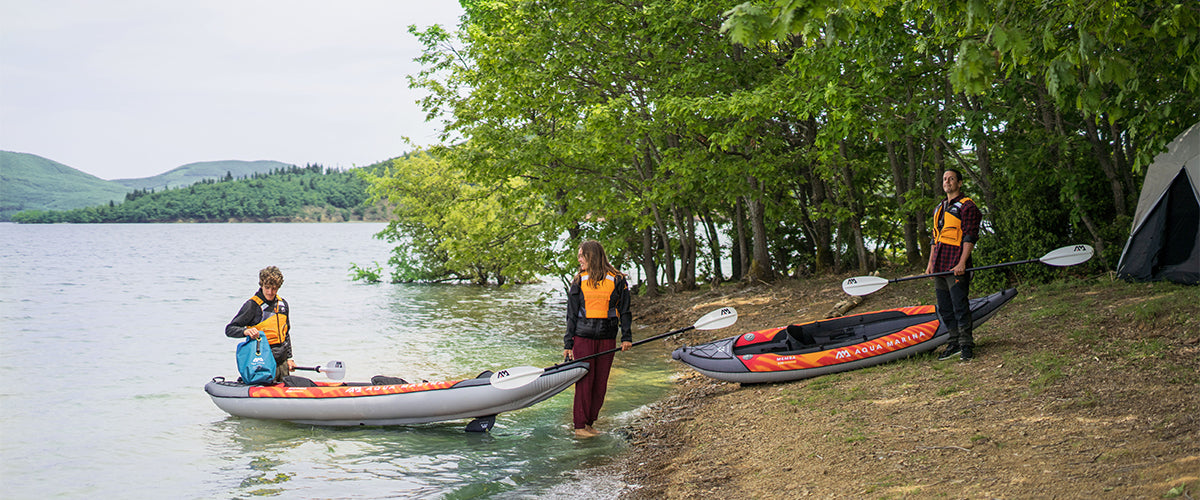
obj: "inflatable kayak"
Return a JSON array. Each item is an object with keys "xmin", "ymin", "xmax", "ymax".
[
  {"xmin": 672, "ymin": 288, "xmax": 1018, "ymax": 384},
  {"xmin": 205, "ymin": 362, "xmax": 588, "ymax": 429}
]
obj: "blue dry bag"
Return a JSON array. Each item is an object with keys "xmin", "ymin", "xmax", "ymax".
[{"xmin": 236, "ymin": 336, "xmax": 277, "ymax": 385}]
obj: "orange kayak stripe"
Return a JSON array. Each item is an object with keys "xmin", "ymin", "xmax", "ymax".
[
  {"xmin": 732, "ymin": 305, "xmax": 935, "ymax": 348},
  {"xmin": 734, "ymin": 327, "xmax": 786, "ymax": 347},
  {"xmin": 740, "ymin": 319, "xmax": 939, "ymax": 372},
  {"xmin": 248, "ymin": 380, "xmax": 461, "ymax": 398}
]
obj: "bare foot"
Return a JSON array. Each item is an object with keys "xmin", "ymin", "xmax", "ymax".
[
  {"xmin": 584, "ymin": 425, "xmax": 601, "ymax": 435},
  {"xmin": 574, "ymin": 428, "xmax": 599, "ymax": 438}
]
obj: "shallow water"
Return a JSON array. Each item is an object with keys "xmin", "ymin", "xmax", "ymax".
[{"xmin": 0, "ymin": 223, "xmax": 673, "ymax": 499}]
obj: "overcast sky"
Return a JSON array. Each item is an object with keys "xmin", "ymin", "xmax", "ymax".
[{"xmin": 0, "ymin": 1, "xmax": 464, "ymax": 180}]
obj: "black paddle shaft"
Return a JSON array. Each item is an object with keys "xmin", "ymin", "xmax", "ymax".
[
  {"xmin": 889, "ymin": 258, "xmax": 1042, "ymax": 284},
  {"xmin": 553, "ymin": 325, "xmax": 697, "ymax": 369}
]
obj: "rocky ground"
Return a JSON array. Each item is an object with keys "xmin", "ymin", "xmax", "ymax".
[{"xmin": 594, "ymin": 275, "xmax": 1199, "ymax": 499}]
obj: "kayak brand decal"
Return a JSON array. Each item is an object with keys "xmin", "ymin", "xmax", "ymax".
[
  {"xmin": 739, "ymin": 320, "xmax": 939, "ymax": 372},
  {"xmin": 249, "ymin": 380, "xmax": 461, "ymax": 398}
]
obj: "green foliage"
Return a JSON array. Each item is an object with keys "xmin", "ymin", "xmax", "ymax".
[
  {"xmin": 11, "ymin": 164, "xmax": 372, "ymax": 223},
  {"xmin": 348, "ymin": 262, "xmax": 384, "ymax": 284},
  {"xmin": 389, "ymin": 0, "xmax": 1199, "ymax": 287},
  {"xmin": 363, "ymin": 152, "xmax": 558, "ymax": 285}
]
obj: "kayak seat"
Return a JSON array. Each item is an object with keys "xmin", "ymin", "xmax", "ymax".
[
  {"xmin": 736, "ymin": 330, "xmax": 794, "ymax": 354},
  {"xmin": 475, "ymin": 370, "xmax": 494, "ymax": 379},
  {"xmin": 282, "ymin": 375, "xmax": 317, "ymax": 387},
  {"xmin": 371, "ymin": 375, "xmax": 409, "ymax": 385},
  {"xmin": 786, "ymin": 325, "xmax": 818, "ymax": 346}
]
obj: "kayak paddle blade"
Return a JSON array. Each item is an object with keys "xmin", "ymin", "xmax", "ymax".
[
  {"xmin": 489, "ymin": 365, "xmax": 544, "ymax": 390},
  {"xmin": 694, "ymin": 307, "xmax": 738, "ymax": 330},
  {"xmin": 321, "ymin": 360, "xmax": 346, "ymax": 380},
  {"xmin": 1040, "ymin": 244, "xmax": 1094, "ymax": 267},
  {"xmin": 842, "ymin": 275, "xmax": 889, "ymax": 296}
]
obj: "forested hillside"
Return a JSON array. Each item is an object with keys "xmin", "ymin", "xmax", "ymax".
[
  {"xmin": 112, "ymin": 160, "xmax": 291, "ymax": 191},
  {"xmin": 0, "ymin": 151, "xmax": 129, "ymax": 220},
  {"xmin": 363, "ymin": 0, "xmax": 1199, "ymax": 289},
  {"xmin": 0, "ymin": 152, "xmax": 298, "ymax": 221},
  {"xmin": 12, "ymin": 164, "xmax": 384, "ymax": 223}
]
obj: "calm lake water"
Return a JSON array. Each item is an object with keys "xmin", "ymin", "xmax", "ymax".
[{"xmin": 0, "ymin": 223, "xmax": 676, "ymax": 499}]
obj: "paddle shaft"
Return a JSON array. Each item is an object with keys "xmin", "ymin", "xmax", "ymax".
[
  {"xmin": 558, "ymin": 325, "xmax": 697, "ymax": 369},
  {"xmin": 888, "ymin": 257, "xmax": 1042, "ymax": 284}
]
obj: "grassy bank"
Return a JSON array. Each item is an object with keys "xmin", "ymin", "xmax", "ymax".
[{"xmin": 610, "ymin": 276, "xmax": 1199, "ymax": 499}]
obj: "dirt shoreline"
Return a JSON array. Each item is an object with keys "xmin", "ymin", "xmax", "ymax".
[{"xmin": 589, "ymin": 277, "xmax": 1198, "ymax": 499}]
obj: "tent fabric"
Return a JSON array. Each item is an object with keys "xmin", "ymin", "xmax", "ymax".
[{"xmin": 1116, "ymin": 122, "xmax": 1200, "ymax": 284}]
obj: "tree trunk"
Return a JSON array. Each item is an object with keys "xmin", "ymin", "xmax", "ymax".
[
  {"xmin": 702, "ymin": 212, "xmax": 723, "ymax": 283},
  {"xmin": 640, "ymin": 225, "xmax": 658, "ymax": 297},
  {"xmin": 839, "ymin": 141, "xmax": 870, "ymax": 273},
  {"xmin": 746, "ymin": 176, "xmax": 775, "ymax": 282},
  {"xmin": 672, "ymin": 205, "xmax": 697, "ymax": 291},
  {"xmin": 650, "ymin": 202, "xmax": 676, "ymax": 289},
  {"xmin": 888, "ymin": 140, "xmax": 922, "ymax": 267},
  {"xmin": 1083, "ymin": 116, "xmax": 1130, "ymax": 219},
  {"xmin": 960, "ymin": 95, "xmax": 998, "ymax": 209},
  {"xmin": 734, "ymin": 197, "xmax": 749, "ymax": 280}
]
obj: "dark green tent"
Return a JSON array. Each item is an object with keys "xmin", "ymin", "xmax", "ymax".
[{"xmin": 1116, "ymin": 123, "xmax": 1200, "ymax": 285}]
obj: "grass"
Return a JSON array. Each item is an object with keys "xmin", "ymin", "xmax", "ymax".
[
  {"xmin": 1112, "ymin": 282, "xmax": 1200, "ymax": 328},
  {"xmin": 1164, "ymin": 481, "xmax": 1194, "ymax": 498},
  {"xmin": 1002, "ymin": 351, "xmax": 1069, "ymax": 395}
]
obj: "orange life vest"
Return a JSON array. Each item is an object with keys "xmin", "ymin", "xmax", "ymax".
[
  {"xmin": 579, "ymin": 272, "xmax": 620, "ymax": 319},
  {"xmin": 933, "ymin": 197, "xmax": 973, "ymax": 247},
  {"xmin": 249, "ymin": 295, "xmax": 289, "ymax": 345}
]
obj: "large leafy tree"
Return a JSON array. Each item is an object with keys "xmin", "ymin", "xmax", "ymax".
[
  {"xmin": 363, "ymin": 152, "xmax": 557, "ymax": 285},
  {"xmin": 383, "ymin": 0, "xmax": 1197, "ymax": 291}
]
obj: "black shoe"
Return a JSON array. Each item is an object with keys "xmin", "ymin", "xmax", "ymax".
[
  {"xmin": 959, "ymin": 346, "xmax": 974, "ymax": 361},
  {"xmin": 937, "ymin": 345, "xmax": 961, "ymax": 361}
]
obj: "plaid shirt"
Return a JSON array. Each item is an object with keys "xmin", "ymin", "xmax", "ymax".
[{"xmin": 930, "ymin": 195, "xmax": 982, "ymax": 273}]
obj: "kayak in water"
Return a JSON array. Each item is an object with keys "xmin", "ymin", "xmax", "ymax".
[{"xmin": 205, "ymin": 361, "xmax": 588, "ymax": 431}]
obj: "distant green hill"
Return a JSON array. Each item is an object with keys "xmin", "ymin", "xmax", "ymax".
[
  {"xmin": 12, "ymin": 164, "xmax": 385, "ymax": 223},
  {"xmin": 112, "ymin": 160, "xmax": 291, "ymax": 190},
  {"xmin": 0, "ymin": 151, "xmax": 129, "ymax": 220},
  {"xmin": 0, "ymin": 152, "xmax": 297, "ymax": 221}
]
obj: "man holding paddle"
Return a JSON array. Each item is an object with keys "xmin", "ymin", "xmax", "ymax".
[{"xmin": 926, "ymin": 169, "xmax": 982, "ymax": 361}]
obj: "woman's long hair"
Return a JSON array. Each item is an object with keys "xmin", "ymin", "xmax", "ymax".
[{"xmin": 579, "ymin": 240, "xmax": 620, "ymax": 288}]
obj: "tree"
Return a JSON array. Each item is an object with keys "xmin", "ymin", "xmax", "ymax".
[{"xmin": 363, "ymin": 152, "xmax": 556, "ymax": 284}]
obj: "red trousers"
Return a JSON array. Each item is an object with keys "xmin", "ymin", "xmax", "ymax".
[{"xmin": 571, "ymin": 337, "xmax": 616, "ymax": 429}]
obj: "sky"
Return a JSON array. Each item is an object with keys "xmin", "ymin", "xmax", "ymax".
[{"xmin": 0, "ymin": 1, "xmax": 464, "ymax": 180}]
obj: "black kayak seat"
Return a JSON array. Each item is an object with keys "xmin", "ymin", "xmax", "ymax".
[
  {"xmin": 282, "ymin": 375, "xmax": 317, "ymax": 387},
  {"xmin": 371, "ymin": 375, "xmax": 409, "ymax": 385},
  {"xmin": 785, "ymin": 311, "xmax": 922, "ymax": 348},
  {"xmin": 786, "ymin": 324, "xmax": 818, "ymax": 346}
]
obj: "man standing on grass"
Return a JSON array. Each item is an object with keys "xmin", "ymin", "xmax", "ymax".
[{"xmin": 927, "ymin": 169, "xmax": 982, "ymax": 361}]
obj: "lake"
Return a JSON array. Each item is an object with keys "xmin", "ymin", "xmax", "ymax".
[{"xmin": 0, "ymin": 223, "xmax": 676, "ymax": 499}]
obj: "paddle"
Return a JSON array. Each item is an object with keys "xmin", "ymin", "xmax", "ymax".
[
  {"xmin": 490, "ymin": 306, "xmax": 739, "ymax": 390},
  {"xmin": 841, "ymin": 244, "xmax": 1094, "ymax": 296},
  {"xmin": 293, "ymin": 360, "xmax": 346, "ymax": 380}
]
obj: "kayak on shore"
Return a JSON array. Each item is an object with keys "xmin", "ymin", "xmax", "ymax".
[
  {"xmin": 205, "ymin": 361, "xmax": 588, "ymax": 431},
  {"xmin": 671, "ymin": 288, "xmax": 1018, "ymax": 384}
]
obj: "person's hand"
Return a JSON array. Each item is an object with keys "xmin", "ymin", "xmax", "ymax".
[
  {"xmin": 245, "ymin": 328, "xmax": 260, "ymax": 340},
  {"xmin": 925, "ymin": 262, "xmax": 934, "ymax": 275},
  {"xmin": 952, "ymin": 262, "xmax": 967, "ymax": 275},
  {"xmin": 563, "ymin": 349, "xmax": 573, "ymax": 361},
  {"xmin": 620, "ymin": 341, "xmax": 632, "ymax": 351},
  {"xmin": 286, "ymin": 359, "xmax": 296, "ymax": 370}
]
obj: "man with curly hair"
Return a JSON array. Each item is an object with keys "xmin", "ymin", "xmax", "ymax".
[{"xmin": 226, "ymin": 266, "xmax": 296, "ymax": 381}]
